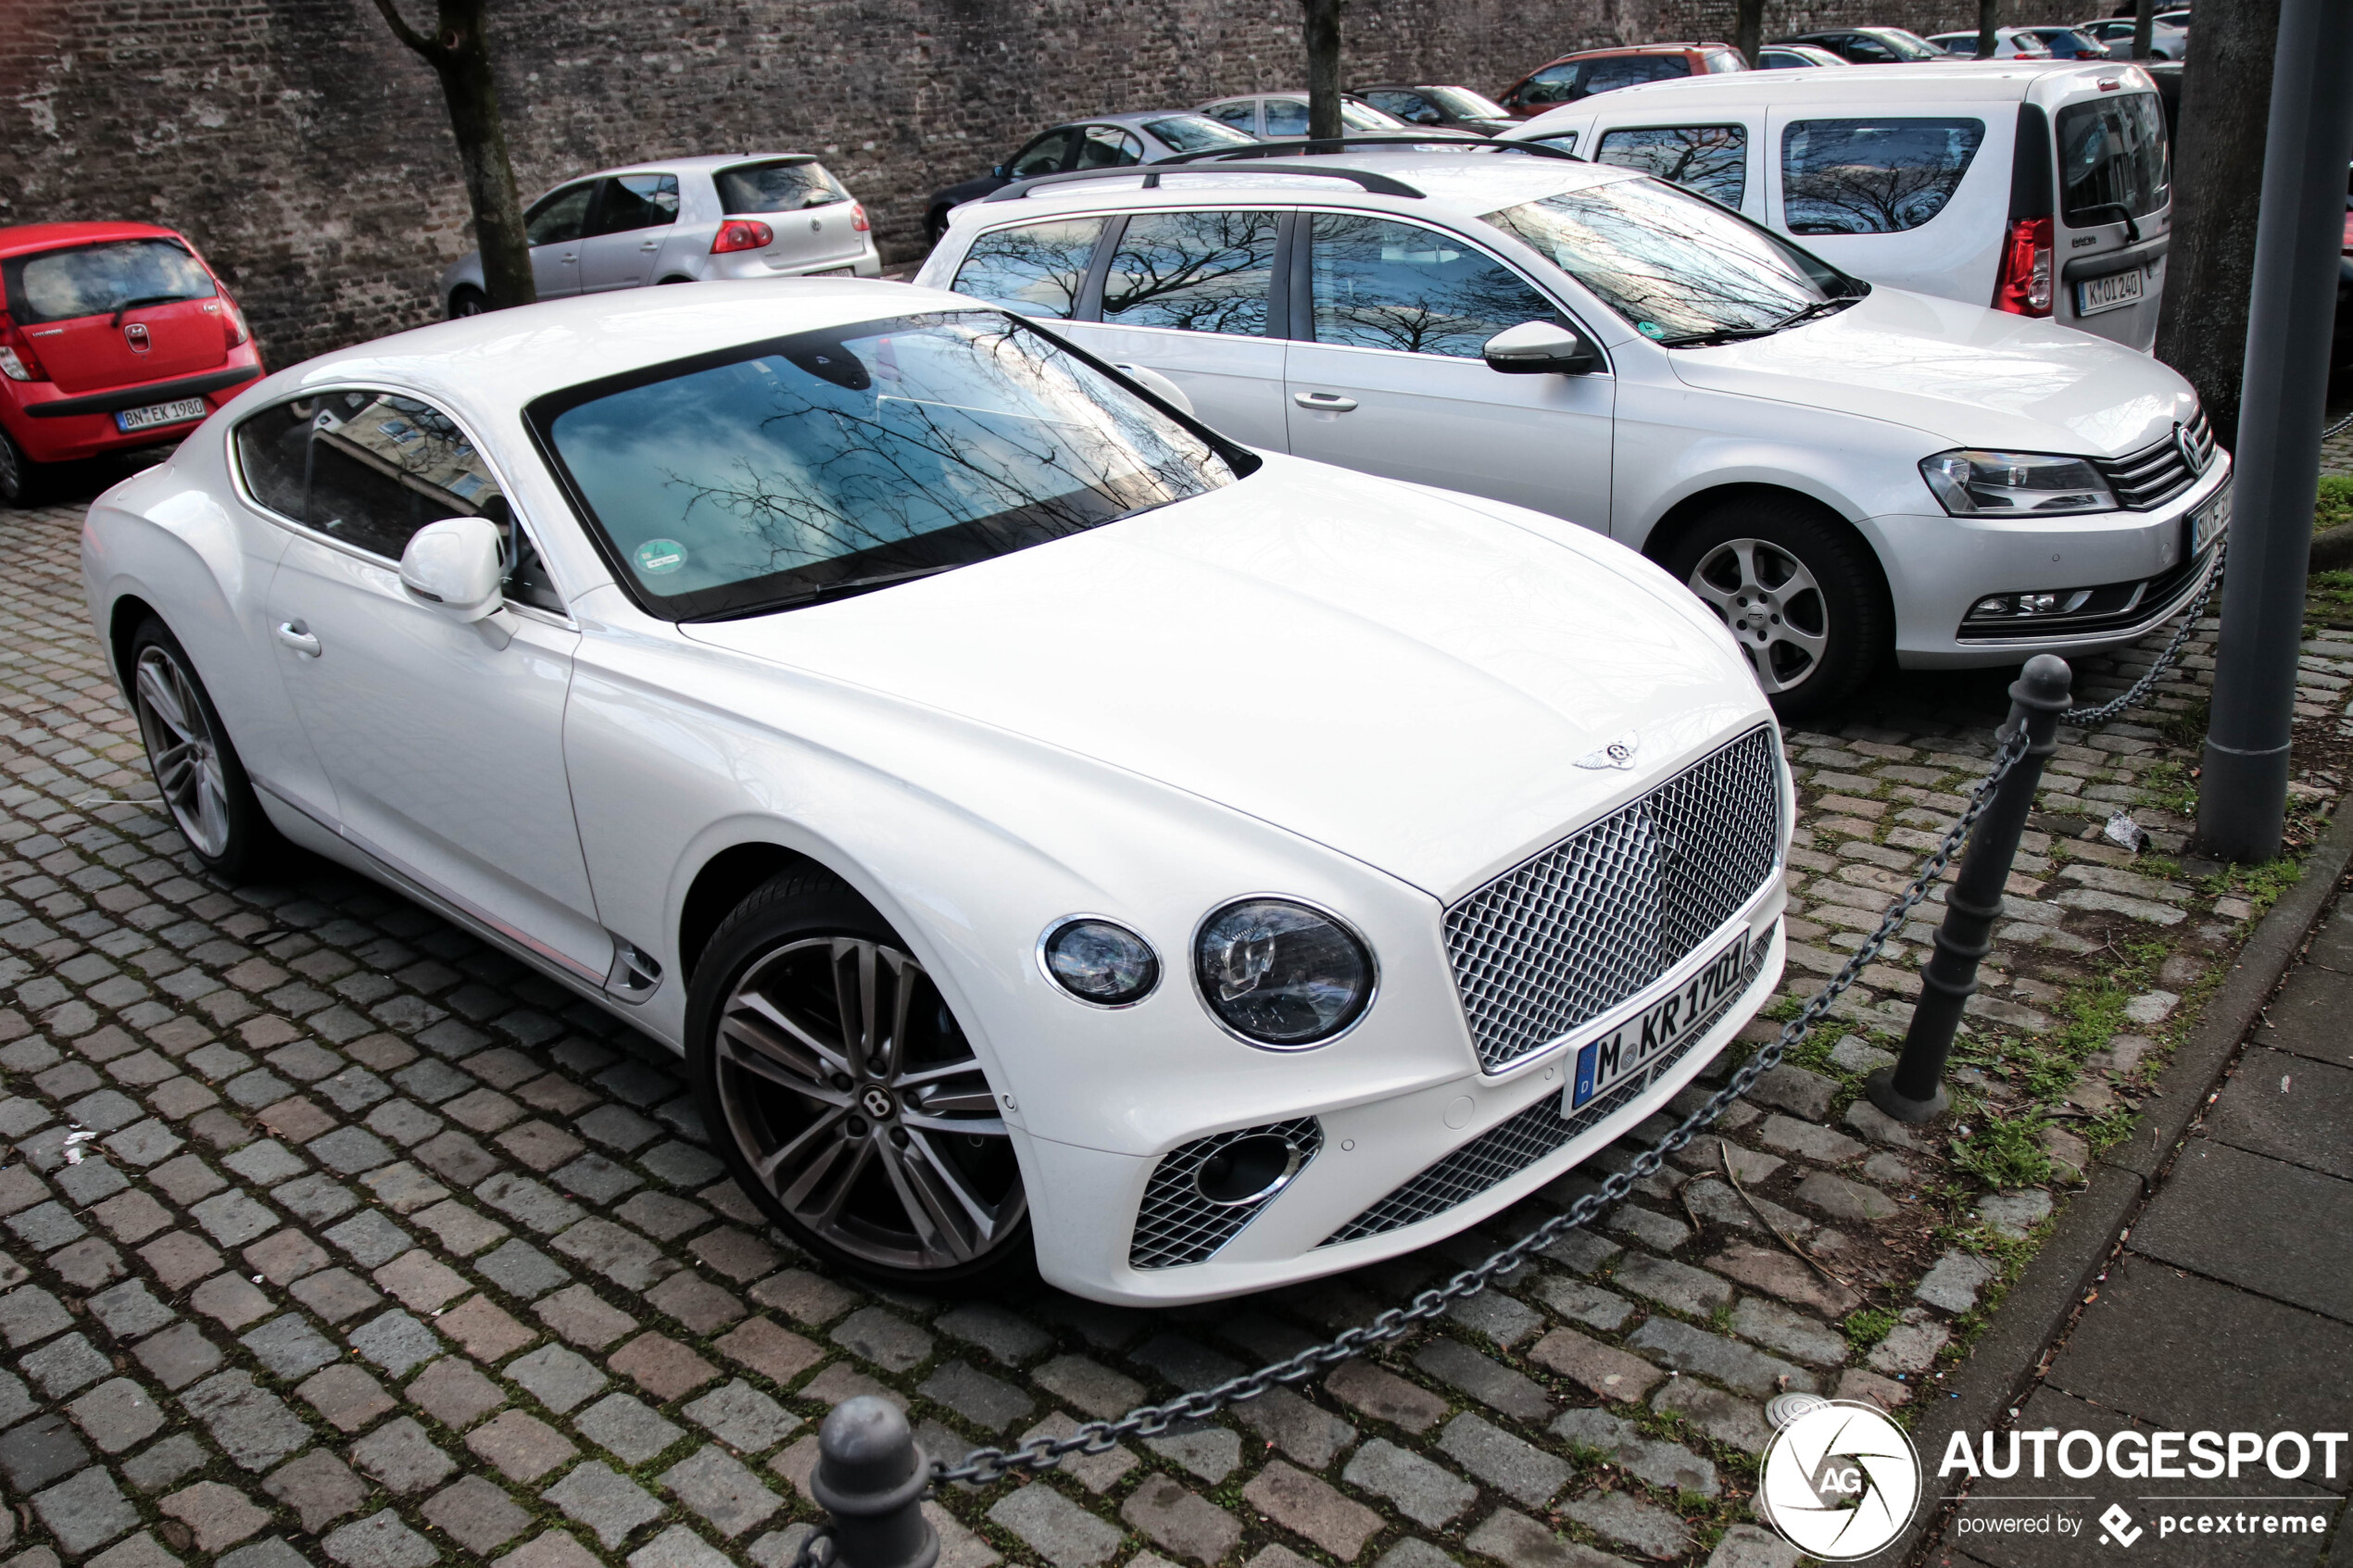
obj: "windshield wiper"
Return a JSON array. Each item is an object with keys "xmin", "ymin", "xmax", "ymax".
[
  {"xmin": 109, "ymin": 294, "xmax": 194, "ymax": 326},
  {"xmin": 1654, "ymin": 294, "xmax": 1859, "ymax": 347},
  {"xmin": 683, "ymin": 563, "xmax": 964, "ymax": 621}
]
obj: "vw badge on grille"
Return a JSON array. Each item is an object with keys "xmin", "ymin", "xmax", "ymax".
[
  {"xmin": 1575, "ymin": 732, "xmax": 1639, "ymax": 771},
  {"xmin": 2176, "ymin": 420, "xmax": 2205, "ymax": 474}
]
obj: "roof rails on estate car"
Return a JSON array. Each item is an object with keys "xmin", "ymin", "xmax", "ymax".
[{"xmin": 980, "ymin": 134, "xmax": 1583, "ymax": 206}]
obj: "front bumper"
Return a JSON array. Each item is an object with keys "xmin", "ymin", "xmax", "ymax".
[
  {"xmin": 1025, "ymin": 891, "xmax": 1786, "ymax": 1305},
  {"xmin": 1875, "ymin": 453, "xmax": 2232, "ymax": 671}
]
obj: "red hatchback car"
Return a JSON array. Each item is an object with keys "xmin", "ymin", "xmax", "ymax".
[
  {"xmin": 1496, "ymin": 42, "xmax": 1747, "ymax": 118},
  {"xmin": 0, "ymin": 222, "xmax": 263, "ymax": 505}
]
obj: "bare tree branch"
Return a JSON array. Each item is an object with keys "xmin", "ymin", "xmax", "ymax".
[{"xmin": 370, "ymin": 0, "xmax": 444, "ymax": 62}]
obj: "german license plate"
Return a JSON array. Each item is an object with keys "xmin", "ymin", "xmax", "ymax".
[
  {"xmin": 115, "ymin": 397, "xmax": 206, "ymax": 433},
  {"xmin": 2076, "ymin": 267, "xmax": 2145, "ymax": 317},
  {"xmin": 2188, "ymin": 484, "xmax": 2232, "ymax": 557},
  {"xmin": 1569, "ymin": 931, "xmax": 1751, "ymax": 1110}
]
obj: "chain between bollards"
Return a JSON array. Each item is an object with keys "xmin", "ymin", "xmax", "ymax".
[{"xmin": 1867, "ymin": 655, "xmax": 2072, "ymax": 1123}]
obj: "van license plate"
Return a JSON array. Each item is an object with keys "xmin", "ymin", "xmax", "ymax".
[
  {"xmin": 2076, "ymin": 268, "xmax": 2145, "ymax": 317},
  {"xmin": 115, "ymin": 397, "xmax": 207, "ymax": 433},
  {"xmin": 1569, "ymin": 931, "xmax": 1750, "ymax": 1111}
]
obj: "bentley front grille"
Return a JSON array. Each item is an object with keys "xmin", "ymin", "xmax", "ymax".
[{"xmin": 1443, "ymin": 726, "xmax": 1781, "ymax": 1073}]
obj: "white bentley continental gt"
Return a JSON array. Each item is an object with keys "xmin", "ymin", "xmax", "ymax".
[{"xmin": 82, "ymin": 282, "xmax": 1792, "ymax": 1303}]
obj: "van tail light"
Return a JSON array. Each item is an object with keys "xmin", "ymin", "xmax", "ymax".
[
  {"xmin": 0, "ymin": 317, "xmax": 46, "ymax": 383},
  {"xmin": 2342, "ymin": 210, "xmax": 2353, "ymax": 257},
  {"xmin": 219, "ymin": 293, "xmax": 250, "ymax": 348},
  {"xmin": 849, "ymin": 203, "xmax": 871, "ymax": 233},
  {"xmin": 711, "ymin": 220, "xmax": 774, "ymax": 254},
  {"xmin": 1993, "ymin": 215, "xmax": 2054, "ymax": 316}
]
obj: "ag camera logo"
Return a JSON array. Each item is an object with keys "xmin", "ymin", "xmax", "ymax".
[{"xmin": 1758, "ymin": 1399, "xmax": 1922, "ymax": 1560}]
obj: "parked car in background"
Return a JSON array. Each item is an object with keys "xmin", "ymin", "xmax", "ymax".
[
  {"xmin": 1496, "ymin": 43, "xmax": 1746, "ymax": 118},
  {"xmin": 0, "ymin": 222, "xmax": 261, "ymax": 505},
  {"xmin": 918, "ymin": 148, "xmax": 2227, "ymax": 712},
  {"xmin": 925, "ymin": 114, "xmax": 1257, "ymax": 243},
  {"xmin": 1756, "ymin": 44, "xmax": 1851, "ymax": 69},
  {"xmin": 2014, "ymin": 26, "xmax": 2114, "ymax": 57},
  {"xmin": 83, "ymin": 280, "xmax": 1793, "ymax": 1302},
  {"xmin": 2077, "ymin": 17, "xmax": 2189, "ymax": 58},
  {"xmin": 1194, "ymin": 93, "xmax": 1428, "ymax": 139},
  {"xmin": 441, "ymin": 155, "xmax": 877, "ymax": 317},
  {"xmin": 1353, "ymin": 84, "xmax": 1517, "ymax": 135},
  {"xmin": 1501, "ymin": 61, "xmax": 2174, "ymax": 352},
  {"xmin": 1926, "ymin": 28, "xmax": 2054, "ymax": 57},
  {"xmin": 1772, "ymin": 27, "xmax": 1946, "ymax": 63}
]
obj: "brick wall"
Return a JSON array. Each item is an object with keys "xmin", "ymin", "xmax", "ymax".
[{"xmin": 1, "ymin": 0, "xmax": 2075, "ymax": 368}]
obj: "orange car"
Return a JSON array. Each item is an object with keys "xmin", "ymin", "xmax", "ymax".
[{"xmin": 1496, "ymin": 42, "xmax": 1747, "ymax": 119}]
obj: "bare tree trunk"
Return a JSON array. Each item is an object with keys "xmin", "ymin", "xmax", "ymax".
[
  {"xmin": 1737, "ymin": 0, "xmax": 1765, "ymax": 65},
  {"xmin": 373, "ymin": 0, "xmax": 535, "ymax": 310},
  {"xmin": 2157, "ymin": 0, "xmax": 2284, "ymax": 445},
  {"xmin": 1304, "ymin": 0, "xmax": 1343, "ymax": 141},
  {"xmin": 1978, "ymin": 0, "xmax": 2000, "ymax": 58},
  {"xmin": 2133, "ymin": 0, "xmax": 2157, "ymax": 56}
]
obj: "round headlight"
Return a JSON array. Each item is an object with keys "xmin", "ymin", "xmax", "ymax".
[
  {"xmin": 1193, "ymin": 897, "xmax": 1375, "ymax": 1047},
  {"xmin": 1041, "ymin": 919, "xmax": 1160, "ymax": 1007}
]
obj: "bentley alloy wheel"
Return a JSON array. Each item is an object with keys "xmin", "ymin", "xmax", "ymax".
[
  {"xmin": 133, "ymin": 642, "xmax": 235, "ymax": 859},
  {"xmin": 711, "ymin": 929, "xmax": 1026, "ymax": 1275}
]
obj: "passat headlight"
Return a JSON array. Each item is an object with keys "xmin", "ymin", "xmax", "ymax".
[
  {"xmin": 1193, "ymin": 898, "xmax": 1375, "ymax": 1047},
  {"xmin": 1040, "ymin": 918, "xmax": 1160, "ymax": 1007},
  {"xmin": 1920, "ymin": 450, "xmax": 2116, "ymax": 516}
]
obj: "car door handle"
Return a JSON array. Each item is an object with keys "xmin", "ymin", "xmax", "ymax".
[
  {"xmin": 1293, "ymin": 392, "xmax": 1359, "ymax": 412},
  {"xmin": 638, "ymin": 240, "xmax": 661, "ymax": 252},
  {"xmin": 274, "ymin": 622, "xmax": 321, "ymax": 659}
]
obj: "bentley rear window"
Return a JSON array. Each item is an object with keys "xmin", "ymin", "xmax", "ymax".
[{"xmin": 534, "ymin": 313, "xmax": 1241, "ymax": 620}]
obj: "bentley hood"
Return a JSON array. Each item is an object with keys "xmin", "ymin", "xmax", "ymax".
[
  {"xmin": 1667, "ymin": 286, "xmax": 2197, "ymax": 458},
  {"xmin": 680, "ymin": 458, "xmax": 1771, "ymax": 902}
]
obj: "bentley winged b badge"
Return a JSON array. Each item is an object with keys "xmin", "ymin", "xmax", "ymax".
[{"xmin": 1575, "ymin": 731, "xmax": 1641, "ymax": 771}]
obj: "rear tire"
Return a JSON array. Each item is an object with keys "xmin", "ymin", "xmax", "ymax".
[
  {"xmin": 686, "ymin": 871, "xmax": 1038, "ymax": 1296},
  {"xmin": 0, "ymin": 427, "xmax": 42, "ymax": 508},
  {"xmin": 447, "ymin": 285, "xmax": 487, "ymax": 319},
  {"xmin": 1660, "ymin": 495, "xmax": 1889, "ymax": 720},
  {"xmin": 127, "ymin": 618, "xmax": 286, "ymax": 882}
]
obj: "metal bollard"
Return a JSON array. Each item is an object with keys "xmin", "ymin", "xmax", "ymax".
[
  {"xmin": 1866, "ymin": 654, "xmax": 2073, "ymax": 1123},
  {"xmin": 810, "ymin": 1396, "xmax": 939, "ymax": 1568}
]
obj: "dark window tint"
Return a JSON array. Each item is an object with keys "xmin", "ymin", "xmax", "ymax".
[
  {"xmin": 1075, "ymin": 126, "xmax": 1144, "ymax": 169},
  {"xmin": 1101, "ymin": 210, "xmax": 1279, "ymax": 335},
  {"xmin": 1143, "ymin": 116, "xmax": 1255, "ymax": 153},
  {"xmin": 592, "ymin": 174, "xmax": 680, "ymax": 235},
  {"xmin": 535, "ymin": 314, "xmax": 1236, "ymax": 620},
  {"xmin": 1781, "ymin": 118, "xmax": 1985, "ymax": 233},
  {"xmin": 1837, "ymin": 34, "xmax": 1898, "ymax": 60},
  {"xmin": 1515, "ymin": 62, "xmax": 1583, "ymax": 107},
  {"xmin": 1008, "ymin": 131, "xmax": 1076, "ymax": 180},
  {"xmin": 2058, "ymin": 93, "xmax": 2169, "ymax": 225},
  {"xmin": 715, "ymin": 159, "xmax": 849, "ymax": 213},
  {"xmin": 952, "ymin": 219, "xmax": 1107, "ymax": 320},
  {"xmin": 525, "ymin": 182, "xmax": 596, "ymax": 247},
  {"xmin": 1582, "ymin": 56, "xmax": 1692, "ymax": 94},
  {"xmin": 1596, "ymin": 125, "xmax": 1749, "ymax": 207},
  {"xmin": 5, "ymin": 239, "xmax": 215, "ymax": 326},
  {"xmin": 234, "ymin": 391, "xmax": 518, "ymax": 568},
  {"xmin": 1309, "ymin": 216, "xmax": 1556, "ymax": 358}
]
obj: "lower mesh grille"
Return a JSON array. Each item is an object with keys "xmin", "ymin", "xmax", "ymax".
[
  {"xmin": 1129, "ymin": 1118, "xmax": 1323, "ymax": 1270},
  {"xmin": 1320, "ymin": 944, "xmax": 1769, "ymax": 1248}
]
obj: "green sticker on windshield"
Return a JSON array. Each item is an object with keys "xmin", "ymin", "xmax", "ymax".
[
  {"xmin": 635, "ymin": 539, "xmax": 686, "ymax": 575},
  {"xmin": 1636, "ymin": 321, "xmax": 1666, "ymax": 340}
]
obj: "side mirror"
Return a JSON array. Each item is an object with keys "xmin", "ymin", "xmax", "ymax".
[
  {"xmin": 991, "ymin": 164, "xmax": 1009, "ymax": 181},
  {"xmin": 1483, "ymin": 320, "xmax": 1600, "ymax": 376},
  {"xmin": 399, "ymin": 517, "xmax": 506, "ymax": 622},
  {"xmin": 1111, "ymin": 362, "xmax": 1196, "ymax": 418}
]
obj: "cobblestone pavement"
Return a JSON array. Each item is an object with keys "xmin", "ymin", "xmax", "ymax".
[{"xmin": 0, "ymin": 486, "xmax": 2345, "ymax": 1568}]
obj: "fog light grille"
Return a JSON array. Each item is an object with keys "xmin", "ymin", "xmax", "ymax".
[{"xmin": 1129, "ymin": 1118, "xmax": 1323, "ymax": 1270}]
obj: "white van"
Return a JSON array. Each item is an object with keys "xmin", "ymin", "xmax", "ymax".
[{"xmin": 1499, "ymin": 62, "xmax": 2171, "ymax": 351}]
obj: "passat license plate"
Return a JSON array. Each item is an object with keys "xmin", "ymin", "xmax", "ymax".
[
  {"xmin": 2076, "ymin": 268, "xmax": 2145, "ymax": 317},
  {"xmin": 2188, "ymin": 484, "xmax": 2232, "ymax": 556},
  {"xmin": 115, "ymin": 397, "xmax": 206, "ymax": 433},
  {"xmin": 1569, "ymin": 931, "xmax": 1751, "ymax": 1111}
]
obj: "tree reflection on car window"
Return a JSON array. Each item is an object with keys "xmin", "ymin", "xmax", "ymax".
[
  {"xmin": 1780, "ymin": 118, "xmax": 1985, "ymax": 234},
  {"xmin": 952, "ymin": 219, "xmax": 1107, "ymax": 320},
  {"xmin": 536, "ymin": 314, "xmax": 1239, "ymax": 620},
  {"xmin": 1101, "ymin": 211, "xmax": 1278, "ymax": 336},
  {"xmin": 1593, "ymin": 126, "xmax": 1748, "ymax": 208},
  {"xmin": 1309, "ymin": 215, "xmax": 1558, "ymax": 357}
]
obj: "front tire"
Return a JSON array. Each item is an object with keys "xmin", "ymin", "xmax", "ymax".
[
  {"xmin": 127, "ymin": 618, "xmax": 284, "ymax": 881},
  {"xmin": 1661, "ymin": 495, "xmax": 1889, "ymax": 719},
  {"xmin": 686, "ymin": 872, "xmax": 1036, "ymax": 1294}
]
